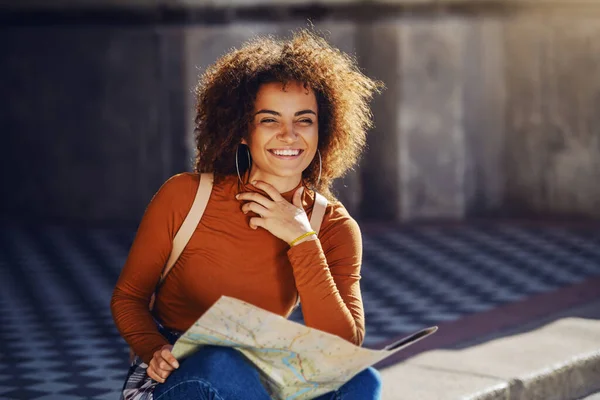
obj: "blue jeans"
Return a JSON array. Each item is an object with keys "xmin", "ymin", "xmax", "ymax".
[{"xmin": 153, "ymin": 345, "xmax": 382, "ymax": 400}]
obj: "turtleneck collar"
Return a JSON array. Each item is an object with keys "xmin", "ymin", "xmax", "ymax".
[{"xmin": 235, "ymin": 169, "xmax": 307, "ymax": 203}]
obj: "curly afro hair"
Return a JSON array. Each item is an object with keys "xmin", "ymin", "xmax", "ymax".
[{"xmin": 193, "ymin": 28, "xmax": 383, "ymax": 201}]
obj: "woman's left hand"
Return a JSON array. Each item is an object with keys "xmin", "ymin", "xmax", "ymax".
[{"xmin": 236, "ymin": 180, "xmax": 316, "ymax": 245}]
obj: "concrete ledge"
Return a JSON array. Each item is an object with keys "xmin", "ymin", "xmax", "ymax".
[
  {"xmin": 513, "ymin": 352, "xmax": 600, "ymax": 400},
  {"xmin": 380, "ymin": 318, "xmax": 600, "ymax": 399},
  {"xmin": 380, "ymin": 364, "xmax": 510, "ymax": 400}
]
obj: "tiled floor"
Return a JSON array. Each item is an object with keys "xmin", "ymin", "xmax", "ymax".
[{"xmin": 1, "ymin": 223, "xmax": 599, "ymax": 399}]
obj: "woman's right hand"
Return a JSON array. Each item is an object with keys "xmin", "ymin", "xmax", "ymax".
[{"xmin": 147, "ymin": 344, "xmax": 180, "ymax": 383}]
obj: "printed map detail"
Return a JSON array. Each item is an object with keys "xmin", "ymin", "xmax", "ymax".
[{"xmin": 171, "ymin": 296, "xmax": 436, "ymax": 400}]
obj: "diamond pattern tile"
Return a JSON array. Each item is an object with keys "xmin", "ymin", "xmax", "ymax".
[{"xmin": 1, "ymin": 223, "xmax": 599, "ymax": 399}]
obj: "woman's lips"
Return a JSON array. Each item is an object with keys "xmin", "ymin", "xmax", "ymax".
[{"xmin": 267, "ymin": 149, "xmax": 304, "ymax": 159}]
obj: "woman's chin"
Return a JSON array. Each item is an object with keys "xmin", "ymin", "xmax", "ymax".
[{"xmin": 251, "ymin": 167, "xmax": 305, "ymax": 181}]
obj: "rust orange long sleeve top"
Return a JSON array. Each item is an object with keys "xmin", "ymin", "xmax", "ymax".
[{"xmin": 110, "ymin": 172, "xmax": 365, "ymax": 364}]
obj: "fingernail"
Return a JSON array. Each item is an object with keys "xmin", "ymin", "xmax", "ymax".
[
  {"xmin": 235, "ymin": 194, "xmax": 240, "ymax": 199},
  {"xmin": 252, "ymin": 180, "xmax": 257, "ymax": 185},
  {"xmin": 174, "ymin": 362, "xmax": 180, "ymax": 369}
]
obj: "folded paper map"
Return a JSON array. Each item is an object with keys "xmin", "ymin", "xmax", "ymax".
[{"xmin": 171, "ymin": 296, "xmax": 437, "ymax": 400}]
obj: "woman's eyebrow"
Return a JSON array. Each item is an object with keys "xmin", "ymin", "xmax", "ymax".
[
  {"xmin": 254, "ymin": 109, "xmax": 317, "ymax": 117},
  {"xmin": 295, "ymin": 110, "xmax": 317, "ymax": 117},
  {"xmin": 255, "ymin": 109, "xmax": 280, "ymax": 116}
]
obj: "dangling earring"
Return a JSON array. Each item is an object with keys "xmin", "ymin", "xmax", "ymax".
[
  {"xmin": 235, "ymin": 144, "xmax": 252, "ymax": 185},
  {"xmin": 314, "ymin": 149, "xmax": 322, "ymax": 189}
]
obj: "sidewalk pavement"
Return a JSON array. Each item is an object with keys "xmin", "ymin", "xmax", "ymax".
[
  {"xmin": 1, "ymin": 221, "xmax": 597, "ymax": 399},
  {"xmin": 379, "ymin": 287, "xmax": 600, "ymax": 399}
]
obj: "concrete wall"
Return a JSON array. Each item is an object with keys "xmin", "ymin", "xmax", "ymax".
[
  {"xmin": 1, "ymin": 1, "xmax": 599, "ymax": 224},
  {"xmin": 0, "ymin": 26, "xmax": 188, "ymax": 223},
  {"xmin": 504, "ymin": 12, "xmax": 600, "ymax": 217}
]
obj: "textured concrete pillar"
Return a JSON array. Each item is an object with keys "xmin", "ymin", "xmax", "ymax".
[
  {"xmin": 398, "ymin": 18, "xmax": 468, "ymax": 220},
  {"xmin": 356, "ymin": 16, "xmax": 506, "ymax": 222},
  {"xmin": 504, "ymin": 12, "xmax": 600, "ymax": 217},
  {"xmin": 463, "ymin": 17, "xmax": 506, "ymax": 216}
]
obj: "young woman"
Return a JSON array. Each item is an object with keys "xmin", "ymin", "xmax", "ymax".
[{"xmin": 111, "ymin": 29, "xmax": 383, "ymax": 400}]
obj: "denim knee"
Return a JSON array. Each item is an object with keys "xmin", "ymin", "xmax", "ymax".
[
  {"xmin": 192, "ymin": 346, "xmax": 241, "ymax": 364},
  {"xmin": 357, "ymin": 367, "xmax": 382, "ymax": 390},
  {"xmin": 181, "ymin": 346, "xmax": 243, "ymax": 377},
  {"xmin": 154, "ymin": 379, "xmax": 224, "ymax": 400}
]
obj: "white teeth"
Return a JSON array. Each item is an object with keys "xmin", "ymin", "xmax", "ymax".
[{"xmin": 272, "ymin": 149, "xmax": 300, "ymax": 156}]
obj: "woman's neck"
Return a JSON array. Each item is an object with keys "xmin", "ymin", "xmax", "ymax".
[{"xmin": 246, "ymin": 169, "xmax": 302, "ymax": 194}]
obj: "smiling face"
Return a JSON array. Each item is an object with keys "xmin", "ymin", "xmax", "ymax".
[{"xmin": 241, "ymin": 81, "xmax": 319, "ymax": 192}]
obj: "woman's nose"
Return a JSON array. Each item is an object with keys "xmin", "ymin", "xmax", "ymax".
[{"xmin": 278, "ymin": 124, "xmax": 298, "ymax": 142}]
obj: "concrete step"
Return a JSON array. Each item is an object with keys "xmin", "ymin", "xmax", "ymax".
[{"xmin": 380, "ymin": 317, "xmax": 600, "ymax": 400}]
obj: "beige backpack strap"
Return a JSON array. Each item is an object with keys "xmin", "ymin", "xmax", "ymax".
[
  {"xmin": 291, "ymin": 191, "xmax": 328, "ymax": 310},
  {"xmin": 159, "ymin": 172, "xmax": 214, "ymax": 284},
  {"xmin": 139, "ymin": 173, "xmax": 214, "ymax": 360},
  {"xmin": 309, "ymin": 191, "xmax": 328, "ymax": 235}
]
